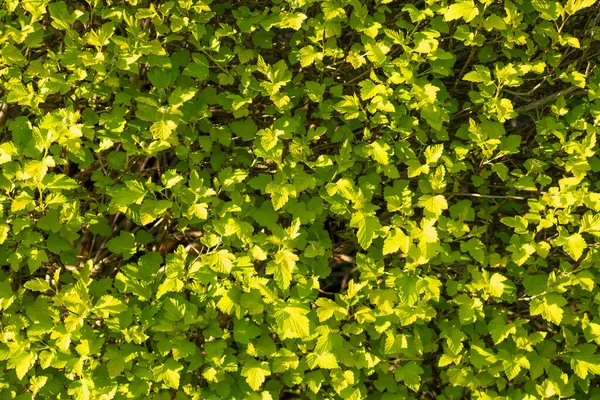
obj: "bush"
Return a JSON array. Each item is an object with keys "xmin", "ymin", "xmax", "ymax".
[{"xmin": 1, "ymin": 0, "xmax": 600, "ymax": 398}]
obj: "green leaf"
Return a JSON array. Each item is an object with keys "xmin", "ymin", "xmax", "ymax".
[
  {"xmin": 463, "ymin": 65, "xmax": 493, "ymax": 85},
  {"xmin": 112, "ymin": 182, "xmax": 146, "ymax": 206},
  {"xmin": 570, "ymin": 345, "xmax": 600, "ymax": 379},
  {"xmin": 272, "ymin": 349, "xmax": 300, "ymax": 373},
  {"xmin": 168, "ymin": 87, "xmax": 197, "ymax": 107},
  {"xmin": 444, "ymin": 0, "xmax": 479, "ymax": 22},
  {"xmin": 350, "ymin": 212, "xmax": 382, "ymax": 250},
  {"xmin": 424, "ymin": 144, "xmax": 444, "ymax": 164},
  {"xmin": 48, "ymin": 2, "xmax": 76, "ymax": 31},
  {"xmin": 488, "ymin": 273, "xmax": 506, "ymax": 297},
  {"xmin": 579, "ymin": 212, "xmax": 600, "ymax": 234},
  {"xmin": 415, "ymin": 218, "xmax": 439, "ymax": 243},
  {"xmin": 140, "ymin": 199, "xmax": 172, "ymax": 225},
  {"xmin": 11, "ymin": 192, "xmax": 35, "ymax": 212},
  {"xmin": 265, "ymin": 180, "xmax": 296, "ymax": 210},
  {"xmin": 68, "ymin": 380, "xmax": 92, "ymax": 400},
  {"xmin": 501, "ymin": 216, "xmax": 529, "ymax": 233},
  {"xmin": 150, "ymin": 119, "xmax": 178, "ymax": 141},
  {"xmin": 299, "ymin": 45, "xmax": 321, "ymax": 67},
  {"xmin": 233, "ymin": 319, "xmax": 262, "ymax": 344},
  {"xmin": 565, "ymin": 0, "xmax": 596, "ymax": 15},
  {"xmin": 183, "ymin": 54, "xmax": 209, "ymax": 80},
  {"xmin": 106, "ymin": 231, "xmax": 136, "ymax": 260},
  {"xmin": 563, "ymin": 233, "xmax": 586, "ymax": 261},
  {"xmin": 369, "ymin": 140, "xmax": 390, "ymax": 165},
  {"xmin": 23, "ymin": 278, "xmax": 52, "ymax": 292},
  {"xmin": 488, "ymin": 316, "xmax": 517, "ymax": 344},
  {"xmin": 85, "ymin": 23, "xmax": 115, "ymax": 49},
  {"xmin": 0, "ymin": 279, "xmax": 15, "ymax": 311},
  {"xmin": 334, "ymin": 94, "xmax": 363, "ymax": 120},
  {"xmin": 315, "ymin": 298, "xmax": 348, "ymax": 322},
  {"xmin": 306, "ymin": 352, "xmax": 339, "ymax": 369},
  {"xmin": 461, "ymin": 238, "xmax": 485, "ymax": 264},
  {"xmin": 266, "ymin": 250, "xmax": 298, "ymax": 290},
  {"xmin": 394, "ymin": 361, "xmax": 424, "ymax": 392},
  {"xmin": 206, "ymin": 250, "xmax": 235, "ymax": 274},
  {"xmin": 42, "ymin": 174, "xmax": 79, "ymax": 190},
  {"xmin": 530, "ymin": 294, "xmax": 567, "ymax": 325},
  {"xmin": 501, "ymin": 352, "xmax": 530, "ymax": 380},
  {"xmin": 275, "ymin": 305, "xmax": 311, "ymax": 339},
  {"xmin": 8, "ymin": 352, "xmax": 37, "ymax": 380},
  {"xmin": 383, "ymin": 228, "xmax": 410, "ymax": 255},
  {"xmin": 148, "ymin": 68, "xmax": 175, "ymax": 89},
  {"xmin": 418, "ymin": 194, "xmax": 448, "ymax": 217},
  {"xmin": 155, "ymin": 359, "xmax": 183, "ymax": 389},
  {"xmin": 531, "ymin": 0, "xmax": 562, "ymax": 20},
  {"xmin": 0, "ymin": 224, "xmax": 9, "ymax": 245},
  {"xmin": 93, "ymin": 295, "xmax": 128, "ymax": 318},
  {"xmin": 241, "ymin": 360, "xmax": 271, "ymax": 391}
]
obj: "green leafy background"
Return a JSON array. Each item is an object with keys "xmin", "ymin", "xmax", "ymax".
[{"xmin": 1, "ymin": 0, "xmax": 600, "ymax": 398}]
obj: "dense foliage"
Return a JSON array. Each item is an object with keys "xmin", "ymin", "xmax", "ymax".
[{"xmin": 1, "ymin": 0, "xmax": 600, "ymax": 398}]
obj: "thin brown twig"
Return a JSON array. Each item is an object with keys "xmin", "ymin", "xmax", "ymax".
[
  {"xmin": 343, "ymin": 69, "xmax": 372, "ymax": 85},
  {"xmin": 446, "ymin": 192, "xmax": 528, "ymax": 200},
  {"xmin": 93, "ymin": 212, "xmax": 121, "ymax": 263},
  {"xmin": 339, "ymin": 265, "xmax": 359, "ymax": 294},
  {"xmin": 514, "ymin": 85, "xmax": 587, "ymax": 114}
]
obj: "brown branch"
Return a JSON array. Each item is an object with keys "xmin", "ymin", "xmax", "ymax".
[
  {"xmin": 515, "ymin": 85, "xmax": 587, "ymax": 114},
  {"xmin": 446, "ymin": 192, "xmax": 529, "ymax": 201}
]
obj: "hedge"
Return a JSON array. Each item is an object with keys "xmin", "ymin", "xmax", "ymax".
[{"xmin": 1, "ymin": 0, "xmax": 600, "ymax": 399}]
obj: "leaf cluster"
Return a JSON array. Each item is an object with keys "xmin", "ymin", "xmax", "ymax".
[{"xmin": 1, "ymin": 0, "xmax": 600, "ymax": 399}]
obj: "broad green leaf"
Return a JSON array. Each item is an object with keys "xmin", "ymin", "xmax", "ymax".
[
  {"xmin": 350, "ymin": 213, "xmax": 382, "ymax": 250},
  {"xmin": 106, "ymin": 231, "xmax": 136, "ymax": 260},
  {"xmin": 530, "ymin": 294, "xmax": 567, "ymax": 325},
  {"xmin": 42, "ymin": 174, "xmax": 79, "ymax": 190},
  {"xmin": 565, "ymin": 0, "xmax": 596, "ymax": 15},
  {"xmin": 501, "ymin": 353, "xmax": 529, "ymax": 380},
  {"xmin": 570, "ymin": 345, "xmax": 600, "ymax": 379},
  {"xmin": 0, "ymin": 224, "xmax": 9, "ymax": 245},
  {"xmin": 531, "ymin": 0, "xmax": 562, "ymax": 20},
  {"xmin": 418, "ymin": 194, "xmax": 448, "ymax": 217},
  {"xmin": 488, "ymin": 316, "xmax": 516, "ymax": 344},
  {"xmin": 155, "ymin": 359, "xmax": 183, "ymax": 389},
  {"xmin": 93, "ymin": 295, "xmax": 128, "ymax": 318},
  {"xmin": 424, "ymin": 144, "xmax": 444, "ymax": 164},
  {"xmin": 48, "ymin": 2, "xmax": 77, "ymax": 31},
  {"xmin": 306, "ymin": 352, "xmax": 339, "ymax": 369},
  {"xmin": 266, "ymin": 249, "xmax": 298, "ymax": 290},
  {"xmin": 579, "ymin": 212, "xmax": 600, "ymax": 234},
  {"xmin": 461, "ymin": 238, "xmax": 485, "ymax": 264},
  {"xmin": 8, "ymin": 352, "xmax": 37, "ymax": 380},
  {"xmin": 233, "ymin": 319, "xmax": 262, "ymax": 344},
  {"xmin": 315, "ymin": 298, "xmax": 348, "ymax": 322},
  {"xmin": 394, "ymin": 361, "xmax": 424, "ymax": 392},
  {"xmin": 383, "ymin": 228, "xmax": 410, "ymax": 255},
  {"xmin": 241, "ymin": 360, "xmax": 271, "ymax": 391},
  {"xmin": 168, "ymin": 87, "xmax": 197, "ymax": 107},
  {"xmin": 334, "ymin": 94, "xmax": 363, "ymax": 120},
  {"xmin": 112, "ymin": 183, "xmax": 146, "ymax": 206},
  {"xmin": 488, "ymin": 273, "xmax": 506, "ymax": 297},
  {"xmin": 0, "ymin": 279, "xmax": 15, "ymax": 311},
  {"xmin": 275, "ymin": 305, "xmax": 311, "ymax": 339},
  {"xmin": 563, "ymin": 233, "xmax": 586, "ymax": 261},
  {"xmin": 265, "ymin": 181, "xmax": 296, "ymax": 210},
  {"xmin": 299, "ymin": 45, "xmax": 320, "ymax": 67},
  {"xmin": 369, "ymin": 140, "xmax": 390, "ymax": 165},
  {"xmin": 444, "ymin": 0, "xmax": 479, "ymax": 22},
  {"xmin": 23, "ymin": 278, "xmax": 52, "ymax": 292},
  {"xmin": 206, "ymin": 250, "xmax": 235, "ymax": 274}
]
